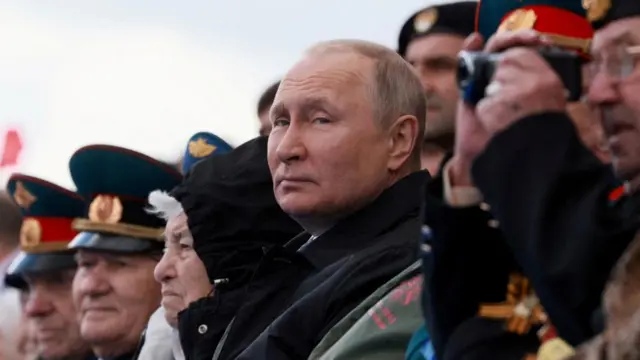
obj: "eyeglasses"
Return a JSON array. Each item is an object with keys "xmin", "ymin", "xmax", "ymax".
[{"xmin": 586, "ymin": 45, "xmax": 640, "ymax": 81}]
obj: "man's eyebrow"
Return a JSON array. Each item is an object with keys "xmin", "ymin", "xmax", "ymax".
[
  {"xmin": 594, "ymin": 30, "xmax": 637, "ymax": 54},
  {"xmin": 269, "ymin": 96, "xmax": 334, "ymax": 121},
  {"xmin": 269, "ymin": 102, "xmax": 285, "ymax": 121}
]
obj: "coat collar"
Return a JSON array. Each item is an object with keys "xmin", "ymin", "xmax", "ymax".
[{"xmin": 288, "ymin": 171, "xmax": 429, "ymax": 269}]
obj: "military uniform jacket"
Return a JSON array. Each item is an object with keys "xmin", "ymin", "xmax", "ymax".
[
  {"xmin": 177, "ymin": 172, "xmax": 426, "ymax": 360},
  {"xmin": 422, "ymin": 160, "xmax": 540, "ymax": 360},
  {"xmin": 470, "ymin": 112, "xmax": 640, "ymax": 346}
]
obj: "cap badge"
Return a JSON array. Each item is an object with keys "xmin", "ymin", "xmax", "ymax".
[
  {"xmin": 89, "ymin": 195, "xmax": 123, "ymax": 224},
  {"xmin": 20, "ymin": 218, "xmax": 42, "ymax": 249},
  {"xmin": 413, "ymin": 8, "xmax": 438, "ymax": 34},
  {"xmin": 498, "ymin": 9, "xmax": 538, "ymax": 33},
  {"xmin": 188, "ymin": 138, "xmax": 217, "ymax": 158},
  {"xmin": 13, "ymin": 181, "xmax": 37, "ymax": 209},
  {"xmin": 582, "ymin": 0, "xmax": 611, "ymax": 22}
]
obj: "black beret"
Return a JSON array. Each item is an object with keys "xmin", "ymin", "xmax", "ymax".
[
  {"xmin": 171, "ymin": 136, "xmax": 302, "ymax": 288},
  {"xmin": 398, "ymin": 1, "xmax": 478, "ymax": 57},
  {"xmin": 588, "ymin": 0, "xmax": 640, "ymax": 29}
]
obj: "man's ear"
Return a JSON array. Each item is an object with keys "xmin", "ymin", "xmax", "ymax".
[{"xmin": 386, "ymin": 115, "xmax": 419, "ymax": 171}]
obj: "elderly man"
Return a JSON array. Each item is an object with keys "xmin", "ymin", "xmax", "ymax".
[
  {"xmin": 67, "ymin": 145, "xmax": 181, "ymax": 360},
  {"xmin": 397, "ymin": 1, "xmax": 476, "ymax": 174},
  {"xmin": 4, "ymin": 174, "xmax": 94, "ymax": 360},
  {"xmin": 439, "ymin": 0, "xmax": 640, "ymax": 351},
  {"xmin": 227, "ymin": 39, "xmax": 426, "ymax": 359}
]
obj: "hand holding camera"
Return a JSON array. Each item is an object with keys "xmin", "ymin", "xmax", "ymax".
[
  {"xmin": 474, "ymin": 46, "xmax": 570, "ymax": 134},
  {"xmin": 449, "ymin": 30, "xmax": 572, "ymax": 187}
]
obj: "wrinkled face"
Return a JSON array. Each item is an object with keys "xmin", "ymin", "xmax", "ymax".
[
  {"xmin": 73, "ymin": 250, "xmax": 160, "ymax": 358},
  {"xmin": 268, "ymin": 51, "xmax": 392, "ymax": 221},
  {"xmin": 587, "ymin": 17, "xmax": 640, "ymax": 184},
  {"xmin": 154, "ymin": 212, "xmax": 211, "ymax": 328},
  {"xmin": 405, "ymin": 34, "xmax": 464, "ymax": 141},
  {"xmin": 23, "ymin": 269, "xmax": 89, "ymax": 360}
]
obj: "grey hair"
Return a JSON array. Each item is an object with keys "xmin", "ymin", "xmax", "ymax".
[{"xmin": 147, "ymin": 190, "xmax": 184, "ymax": 222}]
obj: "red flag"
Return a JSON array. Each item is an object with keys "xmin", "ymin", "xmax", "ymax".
[{"xmin": 0, "ymin": 129, "xmax": 23, "ymax": 168}]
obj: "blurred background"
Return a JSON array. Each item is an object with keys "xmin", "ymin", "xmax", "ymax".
[{"xmin": 0, "ymin": 0, "xmax": 450, "ymax": 188}]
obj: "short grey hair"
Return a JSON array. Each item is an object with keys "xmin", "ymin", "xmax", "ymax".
[
  {"xmin": 147, "ymin": 190, "xmax": 184, "ymax": 222},
  {"xmin": 305, "ymin": 39, "xmax": 427, "ymax": 138}
]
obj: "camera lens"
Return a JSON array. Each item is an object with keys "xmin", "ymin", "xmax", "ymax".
[
  {"xmin": 456, "ymin": 51, "xmax": 475, "ymax": 89},
  {"xmin": 457, "ymin": 59, "xmax": 470, "ymax": 87}
]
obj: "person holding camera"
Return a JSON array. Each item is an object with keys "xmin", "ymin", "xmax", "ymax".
[
  {"xmin": 426, "ymin": 0, "xmax": 640, "ymax": 357},
  {"xmin": 420, "ymin": 0, "xmax": 625, "ymax": 359}
]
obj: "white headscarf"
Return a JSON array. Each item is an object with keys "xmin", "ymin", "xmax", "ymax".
[{"xmin": 136, "ymin": 307, "xmax": 184, "ymax": 360}]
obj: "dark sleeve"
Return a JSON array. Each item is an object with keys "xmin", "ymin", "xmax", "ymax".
[
  {"xmin": 422, "ymin": 175, "xmax": 515, "ymax": 359},
  {"xmin": 471, "ymin": 112, "xmax": 638, "ymax": 345},
  {"xmin": 237, "ymin": 241, "xmax": 419, "ymax": 360}
]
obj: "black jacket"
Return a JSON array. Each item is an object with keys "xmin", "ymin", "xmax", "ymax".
[
  {"xmin": 237, "ymin": 172, "xmax": 426, "ymax": 359},
  {"xmin": 178, "ymin": 171, "xmax": 426, "ymax": 360},
  {"xmin": 471, "ymin": 112, "xmax": 640, "ymax": 345}
]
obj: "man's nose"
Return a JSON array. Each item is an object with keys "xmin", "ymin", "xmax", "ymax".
[
  {"xmin": 75, "ymin": 266, "xmax": 111, "ymax": 298},
  {"xmin": 275, "ymin": 122, "xmax": 307, "ymax": 164},
  {"xmin": 154, "ymin": 252, "xmax": 176, "ymax": 284},
  {"xmin": 587, "ymin": 73, "xmax": 620, "ymax": 106},
  {"xmin": 24, "ymin": 288, "xmax": 53, "ymax": 318}
]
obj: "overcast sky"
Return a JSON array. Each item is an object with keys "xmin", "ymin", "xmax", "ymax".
[{"xmin": 0, "ymin": 0, "xmax": 457, "ymax": 188}]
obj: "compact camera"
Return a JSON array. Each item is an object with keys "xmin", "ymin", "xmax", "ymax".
[{"xmin": 456, "ymin": 47, "xmax": 583, "ymax": 106}]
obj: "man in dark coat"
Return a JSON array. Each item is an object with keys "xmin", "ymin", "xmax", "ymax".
[{"xmin": 234, "ymin": 38, "xmax": 426, "ymax": 359}]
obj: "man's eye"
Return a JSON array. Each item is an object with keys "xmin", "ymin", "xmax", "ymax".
[
  {"xmin": 273, "ymin": 118, "xmax": 290, "ymax": 127},
  {"xmin": 77, "ymin": 260, "xmax": 94, "ymax": 268},
  {"xmin": 313, "ymin": 117, "xmax": 330, "ymax": 124}
]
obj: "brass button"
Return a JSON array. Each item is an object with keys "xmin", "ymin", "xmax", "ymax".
[
  {"xmin": 488, "ymin": 219, "xmax": 500, "ymax": 228},
  {"xmin": 480, "ymin": 202, "xmax": 491, "ymax": 211},
  {"xmin": 198, "ymin": 324, "xmax": 208, "ymax": 334}
]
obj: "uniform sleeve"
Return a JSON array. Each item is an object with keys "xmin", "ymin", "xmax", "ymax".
[
  {"xmin": 471, "ymin": 112, "xmax": 638, "ymax": 346},
  {"xmin": 423, "ymin": 170, "xmax": 515, "ymax": 359}
]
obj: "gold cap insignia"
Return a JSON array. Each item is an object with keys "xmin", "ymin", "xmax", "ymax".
[
  {"xmin": 13, "ymin": 181, "xmax": 37, "ymax": 209},
  {"xmin": 188, "ymin": 138, "xmax": 217, "ymax": 158},
  {"xmin": 20, "ymin": 218, "xmax": 42, "ymax": 249},
  {"xmin": 498, "ymin": 9, "xmax": 538, "ymax": 33},
  {"xmin": 88, "ymin": 195, "xmax": 123, "ymax": 224},
  {"xmin": 582, "ymin": 0, "xmax": 611, "ymax": 22},
  {"xmin": 414, "ymin": 8, "xmax": 438, "ymax": 34}
]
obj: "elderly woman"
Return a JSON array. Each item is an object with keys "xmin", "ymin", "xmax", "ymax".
[{"xmin": 146, "ymin": 136, "xmax": 302, "ymax": 360}]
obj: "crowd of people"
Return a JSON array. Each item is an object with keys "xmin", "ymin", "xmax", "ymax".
[{"xmin": 0, "ymin": 0, "xmax": 639, "ymax": 359}]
